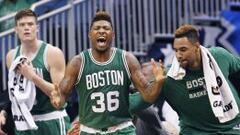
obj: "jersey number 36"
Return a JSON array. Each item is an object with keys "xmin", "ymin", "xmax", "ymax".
[{"xmin": 91, "ymin": 91, "xmax": 120, "ymax": 113}]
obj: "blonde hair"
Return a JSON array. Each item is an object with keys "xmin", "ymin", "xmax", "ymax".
[{"xmin": 175, "ymin": 24, "xmax": 199, "ymax": 43}]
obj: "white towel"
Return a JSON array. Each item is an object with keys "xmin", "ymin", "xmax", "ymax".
[
  {"xmin": 167, "ymin": 46, "xmax": 239, "ymax": 123},
  {"xmin": 8, "ymin": 56, "xmax": 38, "ymax": 130},
  {"xmin": 167, "ymin": 56, "xmax": 186, "ymax": 80}
]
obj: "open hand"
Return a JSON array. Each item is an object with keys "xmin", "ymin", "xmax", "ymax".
[{"xmin": 151, "ymin": 58, "xmax": 166, "ymax": 82}]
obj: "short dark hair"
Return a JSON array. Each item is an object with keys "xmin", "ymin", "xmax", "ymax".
[
  {"xmin": 175, "ymin": 24, "xmax": 199, "ymax": 44},
  {"xmin": 90, "ymin": 10, "xmax": 113, "ymax": 29},
  {"xmin": 15, "ymin": 9, "xmax": 38, "ymax": 25}
]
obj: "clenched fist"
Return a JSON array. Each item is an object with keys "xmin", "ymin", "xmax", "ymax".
[{"xmin": 50, "ymin": 84, "xmax": 62, "ymax": 109}]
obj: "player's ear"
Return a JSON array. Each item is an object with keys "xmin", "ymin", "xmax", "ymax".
[
  {"xmin": 88, "ymin": 29, "xmax": 92, "ymax": 39},
  {"xmin": 15, "ymin": 26, "xmax": 18, "ymax": 35},
  {"xmin": 112, "ymin": 31, "xmax": 115, "ymax": 38},
  {"xmin": 36, "ymin": 24, "xmax": 39, "ymax": 33}
]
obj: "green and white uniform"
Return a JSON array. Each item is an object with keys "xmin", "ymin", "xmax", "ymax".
[
  {"xmin": 159, "ymin": 47, "xmax": 240, "ymax": 135},
  {"xmin": 14, "ymin": 40, "xmax": 70, "ymax": 135},
  {"xmin": 76, "ymin": 48, "xmax": 135, "ymax": 135}
]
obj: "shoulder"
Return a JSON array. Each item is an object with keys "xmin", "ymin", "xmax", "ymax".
[
  {"xmin": 6, "ymin": 48, "xmax": 17, "ymax": 69},
  {"xmin": 123, "ymin": 51, "xmax": 141, "ymax": 73},
  {"xmin": 65, "ymin": 54, "xmax": 82, "ymax": 76},
  {"xmin": 6, "ymin": 48, "xmax": 17, "ymax": 58},
  {"xmin": 69, "ymin": 54, "xmax": 82, "ymax": 67},
  {"xmin": 125, "ymin": 51, "xmax": 140, "ymax": 65},
  {"xmin": 125, "ymin": 51, "xmax": 137, "ymax": 61},
  {"xmin": 208, "ymin": 47, "xmax": 235, "ymax": 62},
  {"xmin": 46, "ymin": 44, "xmax": 64, "ymax": 61},
  {"xmin": 45, "ymin": 44, "xmax": 65, "ymax": 67},
  {"xmin": 46, "ymin": 44, "xmax": 63, "ymax": 54},
  {"xmin": 209, "ymin": 47, "xmax": 231, "ymax": 58}
]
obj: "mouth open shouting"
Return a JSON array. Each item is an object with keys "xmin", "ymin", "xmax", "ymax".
[{"xmin": 97, "ymin": 36, "xmax": 107, "ymax": 47}]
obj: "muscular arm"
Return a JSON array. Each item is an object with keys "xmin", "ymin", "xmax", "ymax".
[
  {"xmin": 7, "ymin": 46, "xmax": 66, "ymax": 98},
  {"xmin": 126, "ymin": 52, "xmax": 165, "ymax": 103},
  {"xmin": 55, "ymin": 55, "xmax": 82, "ymax": 109},
  {"xmin": 30, "ymin": 46, "xmax": 66, "ymax": 97}
]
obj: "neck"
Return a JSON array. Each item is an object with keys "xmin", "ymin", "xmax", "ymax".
[
  {"xmin": 188, "ymin": 62, "xmax": 202, "ymax": 71},
  {"xmin": 189, "ymin": 50, "xmax": 202, "ymax": 70},
  {"xmin": 21, "ymin": 39, "xmax": 39, "ymax": 57},
  {"xmin": 92, "ymin": 47, "xmax": 112, "ymax": 62}
]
